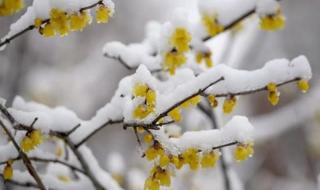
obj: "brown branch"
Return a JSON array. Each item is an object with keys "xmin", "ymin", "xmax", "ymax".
[
  {"xmin": 75, "ymin": 119, "xmax": 123, "ymax": 148},
  {"xmin": 0, "ymin": 156, "xmax": 85, "ymax": 175},
  {"xmin": 0, "ymin": 120, "xmax": 47, "ymax": 190},
  {"xmin": 0, "ymin": 0, "xmax": 103, "ymax": 49},
  {"xmin": 29, "ymin": 157, "xmax": 85, "ymax": 175}
]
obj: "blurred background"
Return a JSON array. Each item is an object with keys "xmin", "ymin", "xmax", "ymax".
[{"xmin": 0, "ymin": 0, "xmax": 319, "ymax": 189}]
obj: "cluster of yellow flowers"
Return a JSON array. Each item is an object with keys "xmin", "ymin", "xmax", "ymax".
[
  {"xmin": 167, "ymin": 95, "xmax": 201, "ymax": 122},
  {"xmin": 0, "ymin": 0, "xmax": 24, "ymax": 16},
  {"xmin": 163, "ymin": 27, "xmax": 192, "ymax": 75},
  {"xmin": 202, "ymin": 14, "xmax": 224, "ymax": 37},
  {"xmin": 20, "ymin": 129, "xmax": 43, "ymax": 153},
  {"xmin": 260, "ymin": 9, "xmax": 286, "ymax": 31},
  {"xmin": 144, "ymin": 137, "xmax": 220, "ymax": 190},
  {"xmin": 132, "ymin": 83, "xmax": 157, "ymax": 119},
  {"xmin": 266, "ymin": 82, "xmax": 280, "ymax": 106},
  {"xmin": 35, "ymin": 3, "xmax": 112, "ymax": 37},
  {"xmin": 234, "ymin": 143, "xmax": 254, "ymax": 162},
  {"xmin": 3, "ymin": 160, "xmax": 13, "ymax": 180},
  {"xmin": 196, "ymin": 51, "xmax": 214, "ymax": 68}
]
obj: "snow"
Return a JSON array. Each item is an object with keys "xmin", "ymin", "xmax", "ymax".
[
  {"xmin": 154, "ymin": 116, "xmax": 253, "ymax": 154},
  {"xmin": 79, "ymin": 146, "xmax": 124, "ymax": 190},
  {"xmin": 106, "ymin": 152, "xmax": 125, "ymax": 174},
  {"xmin": 3, "ymin": 55, "xmax": 311, "ymax": 145},
  {"xmin": 9, "ymin": 96, "xmax": 81, "ymax": 133}
]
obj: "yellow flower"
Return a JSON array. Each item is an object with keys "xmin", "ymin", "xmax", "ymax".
[
  {"xmin": 133, "ymin": 104, "xmax": 152, "ymax": 119},
  {"xmin": 133, "ymin": 83, "xmax": 148, "ymax": 97},
  {"xmin": 20, "ymin": 130, "xmax": 43, "ymax": 153},
  {"xmin": 0, "ymin": 0, "xmax": 24, "ymax": 16},
  {"xmin": 223, "ymin": 96, "xmax": 237, "ymax": 114},
  {"xmin": 267, "ymin": 82, "xmax": 277, "ymax": 92},
  {"xmin": 163, "ymin": 51, "xmax": 187, "ymax": 75},
  {"xmin": 34, "ymin": 18, "xmax": 43, "ymax": 29},
  {"xmin": 234, "ymin": 143, "xmax": 254, "ymax": 162},
  {"xmin": 40, "ymin": 22, "xmax": 55, "ymax": 37},
  {"xmin": 50, "ymin": 8, "xmax": 70, "ymax": 37},
  {"xmin": 201, "ymin": 151, "xmax": 219, "ymax": 168},
  {"xmin": 20, "ymin": 136, "xmax": 34, "ymax": 153},
  {"xmin": 268, "ymin": 91, "xmax": 279, "ymax": 106},
  {"xmin": 96, "ymin": 4, "xmax": 111, "ymax": 24},
  {"xmin": 3, "ymin": 161, "xmax": 13, "ymax": 180},
  {"xmin": 168, "ymin": 107, "xmax": 182, "ymax": 122},
  {"xmin": 70, "ymin": 11, "xmax": 90, "ymax": 31},
  {"xmin": 170, "ymin": 155, "xmax": 184, "ymax": 169},
  {"xmin": 157, "ymin": 170, "xmax": 171, "ymax": 187},
  {"xmin": 144, "ymin": 177, "xmax": 160, "ymax": 190},
  {"xmin": 144, "ymin": 134, "xmax": 153, "ymax": 144},
  {"xmin": 146, "ymin": 89, "xmax": 156, "ymax": 108},
  {"xmin": 297, "ymin": 79, "xmax": 309, "ymax": 93},
  {"xmin": 260, "ymin": 11, "xmax": 286, "ymax": 31},
  {"xmin": 196, "ymin": 52, "xmax": 213, "ymax": 68},
  {"xmin": 202, "ymin": 14, "xmax": 224, "ymax": 37},
  {"xmin": 208, "ymin": 95, "xmax": 218, "ymax": 108},
  {"xmin": 182, "ymin": 148, "xmax": 199, "ymax": 171},
  {"xmin": 30, "ymin": 129, "xmax": 43, "ymax": 146},
  {"xmin": 170, "ymin": 27, "xmax": 192, "ymax": 53},
  {"xmin": 145, "ymin": 144, "xmax": 164, "ymax": 161},
  {"xmin": 159, "ymin": 154, "xmax": 170, "ymax": 167},
  {"xmin": 267, "ymin": 83, "xmax": 279, "ymax": 106}
]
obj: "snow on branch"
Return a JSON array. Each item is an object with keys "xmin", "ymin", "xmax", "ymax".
[
  {"xmin": 0, "ymin": 0, "xmax": 115, "ymax": 50},
  {"xmin": 154, "ymin": 116, "xmax": 254, "ymax": 154},
  {"xmin": 103, "ymin": 0, "xmax": 285, "ymax": 74},
  {"xmin": 0, "ymin": 54, "xmax": 311, "ymax": 189},
  {"xmin": 3, "ymin": 55, "xmax": 310, "ymax": 146}
]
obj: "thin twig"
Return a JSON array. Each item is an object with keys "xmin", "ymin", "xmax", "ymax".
[
  {"xmin": 104, "ymin": 53, "xmax": 163, "ymax": 73},
  {"xmin": 0, "ymin": 156, "xmax": 85, "ymax": 175},
  {"xmin": 0, "ymin": 120, "xmax": 47, "ymax": 190},
  {"xmin": 75, "ymin": 119, "xmax": 123, "ymax": 148}
]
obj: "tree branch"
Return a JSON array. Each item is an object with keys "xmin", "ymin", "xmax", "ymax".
[
  {"xmin": 0, "ymin": 120, "xmax": 47, "ymax": 190},
  {"xmin": 64, "ymin": 137, "xmax": 106, "ymax": 190},
  {"xmin": 152, "ymin": 76, "xmax": 225, "ymax": 124},
  {"xmin": 0, "ymin": 0, "xmax": 104, "ymax": 49},
  {"xmin": 75, "ymin": 119, "xmax": 123, "ymax": 148}
]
